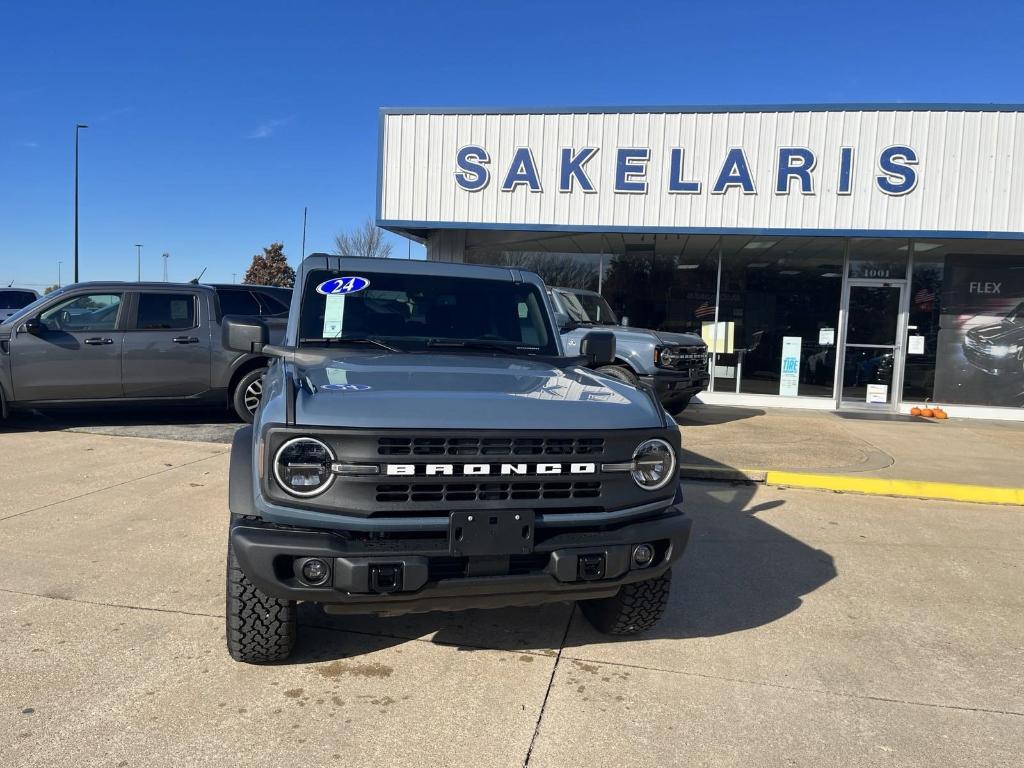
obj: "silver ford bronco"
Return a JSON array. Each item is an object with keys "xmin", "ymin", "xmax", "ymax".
[{"xmin": 223, "ymin": 254, "xmax": 691, "ymax": 663}]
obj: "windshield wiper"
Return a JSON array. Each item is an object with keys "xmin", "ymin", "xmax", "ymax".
[
  {"xmin": 426, "ymin": 339, "xmax": 539, "ymax": 354},
  {"xmin": 300, "ymin": 337, "xmax": 403, "ymax": 352}
]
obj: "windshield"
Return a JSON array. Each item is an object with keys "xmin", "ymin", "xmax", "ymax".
[
  {"xmin": 298, "ymin": 270, "xmax": 557, "ymax": 355},
  {"xmin": 1006, "ymin": 301, "xmax": 1024, "ymax": 324},
  {"xmin": 556, "ymin": 289, "xmax": 618, "ymax": 325},
  {"xmin": 3, "ymin": 288, "xmax": 64, "ymax": 324}
]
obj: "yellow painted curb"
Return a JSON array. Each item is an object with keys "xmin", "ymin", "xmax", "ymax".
[{"xmin": 765, "ymin": 471, "xmax": 1024, "ymax": 506}]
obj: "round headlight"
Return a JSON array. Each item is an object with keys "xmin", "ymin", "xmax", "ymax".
[
  {"xmin": 658, "ymin": 347, "xmax": 681, "ymax": 368},
  {"xmin": 630, "ymin": 438, "xmax": 677, "ymax": 491},
  {"xmin": 273, "ymin": 437, "xmax": 335, "ymax": 497}
]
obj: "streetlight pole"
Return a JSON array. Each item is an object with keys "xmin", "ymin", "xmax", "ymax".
[
  {"xmin": 58, "ymin": 261, "xmax": 63, "ymax": 287},
  {"xmin": 162, "ymin": 252, "xmax": 169, "ymax": 282},
  {"xmin": 135, "ymin": 244, "xmax": 143, "ymax": 280},
  {"xmin": 73, "ymin": 123, "xmax": 88, "ymax": 283}
]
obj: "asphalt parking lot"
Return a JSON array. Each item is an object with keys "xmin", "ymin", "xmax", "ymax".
[{"xmin": 2, "ymin": 422, "xmax": 1023, "ymax": 767}]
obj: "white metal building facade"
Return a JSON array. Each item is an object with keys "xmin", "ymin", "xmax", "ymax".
[{"xmin": 378, "ymin": 106, "xmax": 1024, "ymax": 419}]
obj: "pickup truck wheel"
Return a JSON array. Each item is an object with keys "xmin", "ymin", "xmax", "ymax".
[
  {"xmin": 579, "ymin": 569, "xmax": 672, "ymax": 635},
  {"xmin": 232, "ymin": 367, "xmax": 267, "ymax": 423},
  {"xmin": 226, "ymin": 537, "xmax": 297, "ymax": 663},
  {"xmin": 596, "ymin": 364, "xmax": 640, "ymax": 388}
]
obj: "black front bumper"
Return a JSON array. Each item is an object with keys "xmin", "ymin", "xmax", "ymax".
[
  {"xmin": 230, "ymin": 508, "xmax": 691, "ymax": 616},
  {"xmin": 640, "ymin": 368, "xmax": 709, "ymax": 403}
]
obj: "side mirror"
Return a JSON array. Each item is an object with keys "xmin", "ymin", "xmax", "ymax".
[
  {"xmin": 223, "ymin": 315, "xmax": 269, "ymax": 353},
  {"xmin": 580, "ymin": 331, "xmax": 616, "ymax": 366},
  {"xmin": 22, "ymin": 318, "xmax": 43, "ymax": 334}
]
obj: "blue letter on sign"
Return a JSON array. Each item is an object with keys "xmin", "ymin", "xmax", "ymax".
[
  {"xmin": 454, "ymin": 146, "xmax": 490, "ymax": 191},
  {"xmin": 668, "ymin": 148, "xmax": 701, "ymax": 193},
  {"xmin": 559, "ymin": 147, "xmax": 598, "ymax": 192},
  {"xmin": 876, "ymin": 146, "xmax": 918, "ymax": 195},
  {"xmin": 776, "ymin": 147, "xmax": 816, "ymax": 194},
  {"xmin": 501, "ymin": 147, "xmax": 542, "ymax": 192},
  {"xmin": 614, "ymin": 148, "xmax": 650, "ymax": 193},
  {"xmin": 712, "ymin": 148, "xmax": 756, "ymax": 194},
  {"xmin": 837, "ymin": 147, "xmax": 854, "ymax": 195}
]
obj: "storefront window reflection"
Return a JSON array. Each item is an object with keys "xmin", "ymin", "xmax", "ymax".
[{"xmin": 714, "ymin": 236, "xmax": 843, "ymax": 398}]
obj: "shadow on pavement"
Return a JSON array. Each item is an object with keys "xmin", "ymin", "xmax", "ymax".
[
  {"xmin": 287, "ymin": 477, "xmax": 835, "ymax": 663},
  {"xmin": 2, "ymin": 404, "xmax": 242, "ymax": 443},
  {"xmin": 675, "ymin": 404, "xmax": 765, "ymax": 427}
]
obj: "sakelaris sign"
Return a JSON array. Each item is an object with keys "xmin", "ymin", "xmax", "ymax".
[{"xmin": 454, "ymin": 145, "xmax": 919, "ymax": 197}]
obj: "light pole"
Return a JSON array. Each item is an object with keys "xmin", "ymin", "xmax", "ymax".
[
  {"xmin": 73, "ymin": 123, "xmax": 88, "ymax": 283},
  {"xmin": 58, "ymin": 260, "xmax": 63, "ymax": 287},
  {"xmin": 162, "ymin": 252, "xmax": 169, "ymax": 282},
  {"xmin": 135, "ymin": 244, "xmax": 143, "ymax": 280}
]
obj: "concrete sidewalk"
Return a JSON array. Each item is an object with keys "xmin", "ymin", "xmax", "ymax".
[{"xmin": 677, "ymin": 405, "xmax": 1024, "ymax": 504}]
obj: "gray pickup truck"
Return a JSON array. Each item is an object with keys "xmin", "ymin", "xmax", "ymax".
[
  {"xmin": 548, "ymin": 286, "xmax": 710, "ymax": 413},
  {"xmin": 0, "ymin": 281, "xmax": 286, "ymax": 422},
  {"xmin": 223, "ymin": 254, "xmax": 692, "ymax": 663}
]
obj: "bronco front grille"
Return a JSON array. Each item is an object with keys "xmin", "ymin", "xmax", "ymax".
[
  {"xmin": 377, "ymin": 436, "xmax": 605, "ymax": 457},
  {"xmin": 375, "ymin": 480, "xmax": 602, "ymax": 504}
]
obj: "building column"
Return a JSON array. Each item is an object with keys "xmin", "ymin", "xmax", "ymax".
[{"xmin": 425, "ymin": 230, "xmax": 467, "ymax": 262}]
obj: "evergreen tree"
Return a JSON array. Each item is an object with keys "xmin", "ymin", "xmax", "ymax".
[{"xmin": 243, "ymin": 242, "xmax": 295, "ymax": 287}]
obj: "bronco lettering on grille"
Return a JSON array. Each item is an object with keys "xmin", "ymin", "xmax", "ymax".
[{"xmin": 384, "ymin": 462, "xmax": 597, "ymax": 477}]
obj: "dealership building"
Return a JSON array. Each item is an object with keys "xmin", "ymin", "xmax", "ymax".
[{"xmin": 377, "ymin": 105, "xmax": 1024, "ymax": 420}]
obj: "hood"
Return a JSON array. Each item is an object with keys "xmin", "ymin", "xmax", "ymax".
[
  {"xmin": 291, "ymin": 353, "xmax": 665, "ymax": 430},
  {"xmin": 587, "ymin": 325, "xmax": 705, "ymax": 348},
  {"xmin": 967, "ymin": 321, "xmax": 1023, "ymax": 344}
]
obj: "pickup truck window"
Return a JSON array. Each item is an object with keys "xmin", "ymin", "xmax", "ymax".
[
  {"xmin": 219, "ymin": 290, "xmax": 263, "ymax": 317},
  {"xmin": 0, "ymin": 290, "xmax": 37, "ymax": 308},
  {"xmin": 136, "ymin": 293, "xmax": 197, "ymax": 330},
  {"xmin": 298, "ymin": 270, "xmax": 556, "ymax": 354},
  {"xmin": 40, "ymin": 293, "xmax": 122, "ymax": 332}
]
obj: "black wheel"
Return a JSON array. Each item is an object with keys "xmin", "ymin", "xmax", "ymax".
[
  {"xmin": 232, "ymin": 367, "xmax": 267, "ymax": 423},
  {"xmin": 226, "ymin": 536, "xmax": 296, "ymax": 663},
  {"xmin": 595, "ymin": 364, "xmax": 640, "ymax": 388},
  {"xmin": 579, "ymin": 569, "xmax": 672, "ymax": 635}
]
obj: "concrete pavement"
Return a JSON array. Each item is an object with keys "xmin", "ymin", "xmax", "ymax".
[
  {"xmin": 678, "ymin": 405, "xmax": 1024, "ymax": 503},
  {"xmin": 1, "ymin": 429, "xmax": 1022, "ymax": 767}
]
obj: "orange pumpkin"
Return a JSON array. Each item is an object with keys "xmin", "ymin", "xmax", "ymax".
[
  {"xmin": 933, "ymin": 407, "xmax": 948, "ymax": 420},
  {"xmin": 920, "ymin": 408, "xmax": 934, "ymax": 417},
  {"xmin": 910, "ymin": 406, "xmax": 922, "ymax": 416}
]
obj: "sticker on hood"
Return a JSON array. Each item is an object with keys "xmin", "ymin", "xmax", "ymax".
[{"xmin": 316, "ymin": 276, "xmax": 370, "ymax": 295}]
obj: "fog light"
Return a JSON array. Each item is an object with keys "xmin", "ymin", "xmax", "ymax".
[
  {"xmin": 632, "ymin": 544, "xmax": 655, "ymax": 568},
  {"xmin": 300, "ymin": 558, "xmax": 330, "ymax": 585}
]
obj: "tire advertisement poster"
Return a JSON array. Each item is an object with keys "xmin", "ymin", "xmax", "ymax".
[{"xmin": 932, "ymin": 254, "xmax": 1024, "ymax": 408}]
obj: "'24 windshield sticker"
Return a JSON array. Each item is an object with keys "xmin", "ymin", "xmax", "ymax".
[{"xmin": 316, "ymin": 276, "xmax": 370, "ymax": 295}]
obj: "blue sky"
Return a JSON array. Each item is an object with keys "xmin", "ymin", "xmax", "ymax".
[{"xmin": 2, "ymin": 0, "xmax": 1022, "ymax": 289}]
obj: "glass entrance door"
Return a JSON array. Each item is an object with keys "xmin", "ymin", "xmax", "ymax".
[{"xmin": 840, "ymin": 283, "xmax": 905, "ymax": 408}]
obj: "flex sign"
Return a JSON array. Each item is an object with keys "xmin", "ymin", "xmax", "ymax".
[{"xmin": 454, "ymin": 145, "xmax": 919, "ymax": 197}]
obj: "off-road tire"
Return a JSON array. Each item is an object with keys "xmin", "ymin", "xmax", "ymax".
[
  {"xmin": 596, "ymin": 364, "xmax": 641, "ymax": 388},
  {"xmin": 226, "ymin": 537, "xmax": 296, "ymax": 663},
  {"xmin": 579, "ymin": 568, "xmax": 672, "ymax": 635},
  {"xmin": 232, "ymin": 367, "xmax": 267, "ymax": 423}
]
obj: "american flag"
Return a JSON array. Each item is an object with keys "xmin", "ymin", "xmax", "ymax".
[
  {"xmin": 914, "ymin": 287, "xmax": 936, "ymax": 309},
  {"xmin": 694, "ymin": 301, "xmax": 716, "ymax": 319}
]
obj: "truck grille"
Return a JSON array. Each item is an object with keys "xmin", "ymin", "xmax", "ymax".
[
  {"xmin": 377, "ymin": 436, "xmax": 605, "ymax": 457},
  {"xmin": 376, "ymin": 480, "xmax": 602, "ymax": 504}
]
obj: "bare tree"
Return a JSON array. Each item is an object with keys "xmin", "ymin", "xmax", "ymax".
[
  {"xmin": 333, "ymin": 218, "xmax": 393, "ymax": 259},
  {"xmin": 472, "ymin": 251, "xmax": 599, "ymax": 290}
]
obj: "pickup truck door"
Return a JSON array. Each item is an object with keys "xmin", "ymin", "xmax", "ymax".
[
  {"xmin": 8, "ymin": 291, "xmax": 126, "ymax": 401},
  {"xmin": 121, "ymin": 291, "xmax": 212, "ymax": 397}
]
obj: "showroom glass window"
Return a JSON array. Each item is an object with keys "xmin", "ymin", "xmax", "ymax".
[
  {"xmin": 713, "ymin": 236, "xmax": 843, "ymax": 397},
  {"xmin": 905, "ymin": 239, "xmax": 1024, "ymax": 408}
]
